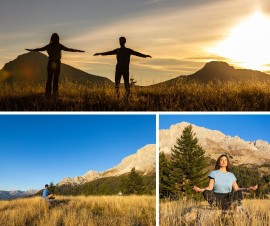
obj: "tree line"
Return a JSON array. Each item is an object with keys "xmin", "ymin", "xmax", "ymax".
[{"xmin": 43, "ymin": 168, "xmax": 155, "ymax": 197}]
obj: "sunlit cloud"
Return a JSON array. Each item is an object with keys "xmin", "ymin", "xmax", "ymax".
[{"xmin": 63, "ymin": 0, "xmax": 254, "ymax": 84}]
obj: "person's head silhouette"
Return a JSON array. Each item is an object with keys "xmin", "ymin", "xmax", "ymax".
[
  {"xmin": 119, "ymin": 37, "xmax": 126, "ymax": 47},
  {"xmin": 50, "ymin": 33, "xmax": 60, "ymax": 44}
]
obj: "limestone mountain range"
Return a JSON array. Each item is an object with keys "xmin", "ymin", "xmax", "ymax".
[
  {"xmin": 160, "ymin": 122, "xmax": 270, "ymax": 167},
  {"xmin": 58, "ymin": 144, "xmax": 156, "ymax": 186}
]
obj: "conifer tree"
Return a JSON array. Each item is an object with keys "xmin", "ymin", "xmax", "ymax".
[
  {"xmin": 159, "ymin": 152, "xmax": 173, "ymax": 199},
  {"xmin": 49, "ymin": 181, "xmax": 56, "ymax": 194},
  {"xmin": 170, "ymin": 125, "xmax": 207, "ymax": 198},
  {"xmin": 125, "ymin": 167, "xmax": 145, "ymax": 194}
]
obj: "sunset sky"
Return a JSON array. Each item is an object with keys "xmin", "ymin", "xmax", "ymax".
[
  {"xmin": 1, "ymin": 0, "xmax": 270, "ymax": 85},
  {"xmin": 0, "ymin": 115, "xmax": 156, "ymax": 191}
]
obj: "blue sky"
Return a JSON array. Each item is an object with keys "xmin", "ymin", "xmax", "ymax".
[
  {"xmin": 1, "ymin": 0, "xmax": 270, "ymax": 85},
  {"xmin": 160, "ymin": 114, "xmax": 270, "ymax": 143},
  {"xmin": 0, "ymin": 115, "xmax": 156, "ymax": 191}
]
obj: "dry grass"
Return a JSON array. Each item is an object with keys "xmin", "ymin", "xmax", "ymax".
[
  {"xmin": 160, "ymin": 199, "xmax": 270, "ymax": 226},
  {"xmin": 0, "ymin": 195, "xmax": 155, "ymax": 226},
  {"xmin": 1, "ymin": 80, "xmax": 270, "ymax": 111}
]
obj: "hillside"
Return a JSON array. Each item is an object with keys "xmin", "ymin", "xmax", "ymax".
[
  {"xmin": 58, "ymin": 144, "xmax": 156, "ymax": 186},
  {"xmin": 0, "ymin": 52, "xmax": 113, "ymax": 86},
  {"xmin": 154, "ymin": 61, "xmax": 270, "ymax": 86},
  {"xmin": 56, "ymin": 173, "xmax": 155, "ymax": 196}
]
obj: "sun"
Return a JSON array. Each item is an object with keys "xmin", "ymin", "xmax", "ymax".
[{"xmin": 209, "ymin": 11, "xmax": 270, "ymax": 71}]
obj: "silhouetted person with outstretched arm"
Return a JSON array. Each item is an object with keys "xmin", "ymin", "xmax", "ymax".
[
  {"xmin": 94, "ymin": 37, "xmax": 151, "ymax": 97},
  {"xmin": 26, "ymin": 33, "xmax": 85, "ymax": 97}
]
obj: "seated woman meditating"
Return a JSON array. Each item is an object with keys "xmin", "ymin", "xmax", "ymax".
[{"xmin": 193, "ymin": 154, "xmax": 258, "ymax": 210}]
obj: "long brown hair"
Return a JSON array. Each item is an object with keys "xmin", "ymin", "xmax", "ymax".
[{"xmin": 215, "ymin": 154, "xmax": 230, "ymax": 171}]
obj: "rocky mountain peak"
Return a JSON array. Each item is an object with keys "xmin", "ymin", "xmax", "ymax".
[
  {"xmin": 160, "ymin": 122, "xmax": 270, "ymax": 166},
  {"xmin": 58, "ymin": 144, "xmax": 156, "ymax": 186}
]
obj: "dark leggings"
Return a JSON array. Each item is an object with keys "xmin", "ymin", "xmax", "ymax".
[
  {"xmin": 115, "ymin": 69, "xmax": 130, "ymax": 95},
  {"xmin": 46, "ymin": 60, "xmax": 61, "ymax": 95},
  {"xmin": 203, "ymin": 190, "xmax": 243, "ymax": 210}
]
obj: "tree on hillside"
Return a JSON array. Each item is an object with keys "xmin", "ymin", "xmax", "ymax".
[
  {"xmin": 123, "ymin": 167, "xmax": 145, "ymax": 195},
  {"xmin": 170, "ymin": 124, "xmax": 207, "ymax": 199},
  {"xmin": 159, "ymin": 152, "xmax": 173, "ymax": 199},
  {"xmin": 49, "ymin": 181, "xmax": 56, "ymax": 194}
]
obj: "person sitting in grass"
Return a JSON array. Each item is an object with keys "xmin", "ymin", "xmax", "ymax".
[
  {"xmin": 42, "ymin": 184, "xmax": 55, "ymax": 200},
  {"xmin": 193, "ymin": 154, "xmax": 258, "ymax": 211},
  {"xmin": 94, "ymin": 36, "xmax": 151, "ymax": 97},
  {"xmin": 26, "ymin": 33, "xmax": 85, "ymax": 97}
]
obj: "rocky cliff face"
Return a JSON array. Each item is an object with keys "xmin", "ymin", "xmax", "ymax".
[
  {"xmin": 58, "ymin": 171, "xmax": 102, "ymax": 186},
  {"xmin": 58, "ymin": 144, "xmax": 156, "ymax": 186},
  {"xmin": 160, "ymin": 122, "xmax": 270, "ymax": 166}
]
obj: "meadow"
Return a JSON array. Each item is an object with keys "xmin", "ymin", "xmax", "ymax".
[
  {"xmin": 1, "ymin": 80, "xmax": 270, "ymax": 111},
  {"xmin": 160, "ymin": 199, "xmax": 270, "ymax": 226},
  {"xmin": 0, "ymin": 195, "xmax": 155, "ymax": 226}
]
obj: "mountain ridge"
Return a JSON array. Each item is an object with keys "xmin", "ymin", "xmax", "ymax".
[
  {"xmin": 153, "ymin": 61, "xmax": 270, "ymax": 86},
  {"xmin": 1, "ymin": 53, "xmax": 270, "ymax": 86},
  {"xmin": 160, "ymin": 121, "xmax": 270, "ymax": 168},
  {"xmin": 0, "ymin": 189, "xmax": 38, "ymax": 200},
  {"xmin": 58, "ymin": 144, "xmax": 156, "ymax": 186}
]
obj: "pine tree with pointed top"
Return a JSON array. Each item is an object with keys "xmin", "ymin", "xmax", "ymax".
[
  {"xmin": 170, "ymin": 124, "xmax": 207, "ymax": 199},
  {"xmin": 124, "ymin": 167, "xmax": 145, "ymax": 195},
  {"xmin": 49, "ymin": 181, "xmax": 56, "ymax": 194}
]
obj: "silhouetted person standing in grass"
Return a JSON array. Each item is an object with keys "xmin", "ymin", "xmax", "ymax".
[
  {"xmin": 94, "ymin": 37, "xmax": 151, "ymax": 97},
  {"xmin": 26, "ymin": 33, "xmax": 85, "ymax": 97}
]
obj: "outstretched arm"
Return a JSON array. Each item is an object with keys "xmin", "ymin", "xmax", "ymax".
[
  {"xmin": 131, "ymin": 50, "xmax": 152, "ymax": 58},
  {"xmin": 232, "ymin": 181, "xmax": 258, "ymax": 191},
  {"xmin": 193, "ymin": 178, "xmax": 214, "ymax": 192},
  {"xmin": 61, "ymin": 45, "xmax": 84, "ymax": 52},
  {"xmin": 94, "ymin": 50, "xmax": 117, "ymax": 56},
  {"xmin": 25, "ymin": 46, "xmax": 47, "ymax": 52}
]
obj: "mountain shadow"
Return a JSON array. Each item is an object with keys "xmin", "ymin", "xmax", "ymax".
[
  {"xmin": 153, "ymin": 61, "xmax": 270, "ymax": 87},
  {"xmin": 0, "ymin": 52, "xmax": 113, "ymax": 86}
]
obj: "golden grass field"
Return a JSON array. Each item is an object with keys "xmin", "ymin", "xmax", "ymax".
[
  {"xmin": 1, "ymin": 79, "xmax": 270, "ymax": 111},
  {"xmin": 160, "ymin": 199, "xmax": 270, "ymax": 226},
  {"xmin": 0, "ymin": 195, "xmax": 155, "ymax": 226}
]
